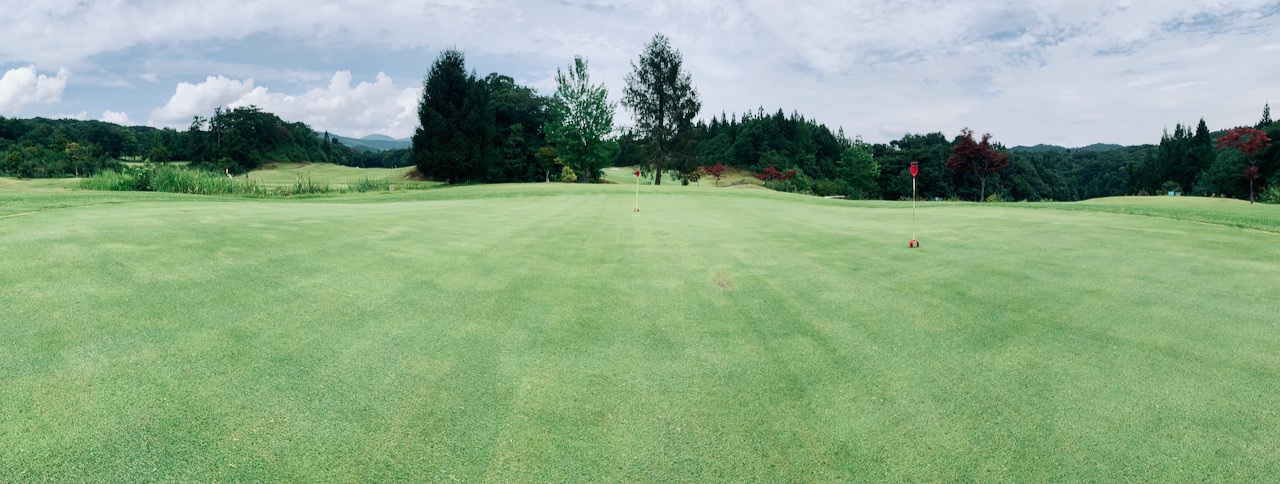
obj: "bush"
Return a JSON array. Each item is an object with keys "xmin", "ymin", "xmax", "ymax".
[
  {"xmin": 561, "ymin": 166, "xmax": 578, "ymax": 183},
  {"xmin": 1260, "ymin": 183, "xmax": 1280, "ymax": 204},
  {"xmin": 80, "ymin": 170, "xmax": 137, "ymax": 191},
  {"xmin": 811, "ymin": 179, "xmax": 843, "ymax": 197},
  {"xmin": 985, "ymin": 192, "xmax": 1008, "ymax": 203},
  {"xmin": 285, "ymin": 175, "xmax": 332, "ymax": 196},
  {"xmin": 350, "ymin": 177, "xmax": 391, "ymax": 193}
]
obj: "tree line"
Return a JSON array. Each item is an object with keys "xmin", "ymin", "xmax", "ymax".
[
  {"xmin": 4, "ymin": 33, "xmax": 1277, "ymax": 203},
  {"xmin": 0, "ymin": 108, "xmax": 389, "ymax": 178},
  {"xmin": 408, "ymin": 33, "xmax": 1277, "ymax": 202}
]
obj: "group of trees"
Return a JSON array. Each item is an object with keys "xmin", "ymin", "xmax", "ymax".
[
  {"xmin": 0, "ymin": 108, "xmax": 375, "ymax": 178},
  {"xmin": 409, "ymin": 33, "xmax": 1248, "ymax": 202},
  {"xmin": 411, "ymin": 50, "xmax": 557, "ymax": 184},
  {"xmin": 1127, "ymin": 106, "xmax": 1277, "ymax": 201},
  {"xmin": 0, "ymin": 117, "xmax": 134, "ymax": 177},
  {"xmin": 180, "ymin": 106, "xmax": 355, "ymax": 174},
  {"xmin": 412, "ymin": 33, "xmax": 702, "ymax": 186}
]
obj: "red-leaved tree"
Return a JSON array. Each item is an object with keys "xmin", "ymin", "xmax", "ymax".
[
  {"xmin": 754, "ymin": 165, "xmax": 796, "ymax": 182},
  {"xmin": 1216, "ymin": 127, "xmax": 1273, "ymax": 203},
  {"xmin": 704, "ymin": 163, "xmax": 727, "ymax": 186},
  {"xmin": 944, "ymin": 128, "xmax": 1010, "ymax": 201}
]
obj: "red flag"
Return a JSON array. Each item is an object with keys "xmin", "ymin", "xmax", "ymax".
[
  {"xmin": 909, "ymin": 161, "xmax": 919, "ymax": 178},
  {"xmin": 635, "ymin": 170, "xmax": 640, "ymax": 177}
]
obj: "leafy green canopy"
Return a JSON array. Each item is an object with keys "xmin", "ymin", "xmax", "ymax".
[{"xmin": 546, "ymin": 56, "xmax": 616, "ymax": 183}]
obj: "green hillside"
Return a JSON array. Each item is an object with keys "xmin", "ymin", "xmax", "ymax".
[{"xmin": 331, "ymin": 134, "xmax": 412, "ymax": 152}]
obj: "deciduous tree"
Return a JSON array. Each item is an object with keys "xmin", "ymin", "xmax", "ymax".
[
  {"xmin": 704, "ymin": 163, "xmax": 727, "ymax": 186},
  {"xmin": 944, "ymin": 128, "xmax": 1010, "ymax": 201},
  {"xmin": 1216, "ymin": 126, "xmax": 1273, "ymax": 203},
  {"xmin": 546, "ymin": 56, "xmax": 616, "ymax": 183}
]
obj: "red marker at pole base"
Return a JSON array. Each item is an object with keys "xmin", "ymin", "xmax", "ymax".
[{"xmin": 909, "ymin": 239, "xmax": 919, "ymax": 248}]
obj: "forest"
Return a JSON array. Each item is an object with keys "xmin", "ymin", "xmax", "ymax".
[{"xmin": 2, "ymin": 45, "xmax": 1276, "ymax": 203}]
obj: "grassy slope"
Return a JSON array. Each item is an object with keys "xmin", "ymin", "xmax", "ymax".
[
  {"xmin": 2, "ymin": 187, "xmax": 1278, "ymax": 481},
  {"xmin": 601, "ymin": 166, "xmax": 765, "ymax": 187},
  {"xmin": 245, "ymin": 163, "xmax": 417, "ymax": 186},
  {"xmin": 0, "ymin": 177, "xmax": 81, "ymax": 191}
]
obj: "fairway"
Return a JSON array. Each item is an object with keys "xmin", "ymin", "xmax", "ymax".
[
  {"xmin": 245, "ymin": 163, "xmax": 419, "ymax": 187},
  {"xmin": 2, "ymin": 186, "xmax": 1278, "ymax": 481}
]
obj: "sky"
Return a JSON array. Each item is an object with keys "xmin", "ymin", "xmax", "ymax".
[{"xmin": 2, "ymin": 0, "xmax": 1278, "ymax": 147}]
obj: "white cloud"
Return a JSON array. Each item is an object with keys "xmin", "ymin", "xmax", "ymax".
[
  {"xmin": 147, "ymin": 75, "xmax": 259, "ymax": 127},
  {"xmin": 6, "ymin": 0, "xmax": 1279, "ymax": 146},
  {"xmin": 102, "ymin": 110, "xmax": 133, "ymax": 125},
  {"xmin": 0, "ymin": 66, "xmax": 70, "ymax": 114},
  {"xmin": 149, "ymin": 71, "xmax": 421, "ymax": 138}
]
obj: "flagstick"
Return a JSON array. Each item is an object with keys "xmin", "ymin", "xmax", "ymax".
[
  {"xmin": 634, "ymin": 169, "xmax": 641, "ymax": 212},
  {"xmin": 912, "ymin": 177, "xmax": 917, "ymax": 242}
]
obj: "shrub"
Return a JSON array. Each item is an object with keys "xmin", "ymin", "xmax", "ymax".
[
  {"xmin": 1260, "ymin": 183, "xmax": 1280, "ymax": 204},
  {"xmin": 561, "ymin": 166, "xmax": 578, "ymax": 183},
  {"xmin": 80, "ymin": 170, "xmax": 137, "ymax": 191},
  {"xmin": 811, "ymin": 179, "xmax": 842, "ymax": 197},
  {"xmin": 350, "ymin": 177, "xmax": 391, "ymax": 193}
]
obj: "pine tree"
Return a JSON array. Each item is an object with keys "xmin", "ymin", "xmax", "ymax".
[
  {"xmin": 1185, "ymin": 118, "xmax": 1215, "ymax": 193},
  {"xmin": 622, "ymin": 33, "xmax": 701, "ymax": 185},
  {"xmin": 412, "ymin": 49, "xmax": 495, "ymax": 184}
]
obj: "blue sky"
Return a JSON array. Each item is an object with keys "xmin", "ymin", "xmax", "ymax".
[{"xmin": 2, "ymin": 0, "xmax": 1278, "ymax": 146}]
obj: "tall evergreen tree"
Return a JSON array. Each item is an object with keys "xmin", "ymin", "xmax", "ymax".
[
  {"xmin": 546, "ymin": 56, "xmax": 616, "ymax": 183},
  {"xmin": 622, "ymin": 33, "xmax": 701, "ymax": 185},
  {"xmin": 1185, "ymin": 118, "xmax": 1215, "ymax": 193},
  {"xmin": 412, "ymin": 49, "xmax": 495, "ymax": 184}
]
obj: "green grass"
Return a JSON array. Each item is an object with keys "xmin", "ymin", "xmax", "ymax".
[
  {"xmin": 1044, "ymin": 195, "xmax": 1280, "ymax": 233},
  {"xmin": 601, "ymin": 165, "xmax": 765, "ymax": 187},
  {"xmin": 246, "ymin": 163, "xmax": 424, "ymax": 188},
  {"xmin": 2, "ymin": 187, "xmax": 1278, "ymax": 481},
  {"xmin": 0, "ymin": 176, "xmax": 81, "ymax": 191}
]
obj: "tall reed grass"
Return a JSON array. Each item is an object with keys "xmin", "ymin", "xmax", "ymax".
[{"xmin": 80, "ymin": 165, "xmax": 400, "ymax": 197}]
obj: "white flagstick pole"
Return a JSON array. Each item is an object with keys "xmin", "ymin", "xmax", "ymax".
[
  {"xmin": 912, "ymin": 177, "xmax": 917, "ymax": 242},
  {"xmin": 634, "ymin": 169, "xmax": 641, "ymax": 212}
]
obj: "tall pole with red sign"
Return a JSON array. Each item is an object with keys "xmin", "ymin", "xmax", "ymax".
[
  {"xmin": 909, "ymin": 162, "xmax": 920, "ymax": 248},
  {"xmin": 634, "ymin": 168, "xmax": 641, "ymax": 212}
]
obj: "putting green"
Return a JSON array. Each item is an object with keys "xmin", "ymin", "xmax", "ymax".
[{"xmin": 2, "ymin": 186, "xmax": 1277, "ymax": 481}]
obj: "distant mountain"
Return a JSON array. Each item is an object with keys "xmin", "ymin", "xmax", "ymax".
[
  {"xmin": 1010, "ymin": 143, "xmax": 1126, "ymax": 154},
  {"xmin": 1010, "ymin": 144, "xmax": 1068, "ymax": 153},
  {"xmin": 331, "ymin": 134, "xmax": 412, "ymax": 152},
  {"xmin": 1076, "ymin": 143, "xmax": 1124, "ymax": 152}
]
